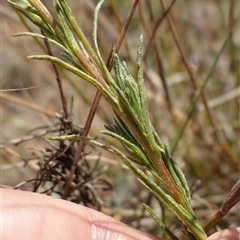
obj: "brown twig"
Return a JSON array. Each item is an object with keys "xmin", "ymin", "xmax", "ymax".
[
  {"xmin": 204, "ymin": 178, "xmax": 240, "ymax": 233},
  {"xmin": 143, "ymin": 0, "xmax": 176, "ymax": 61},
  {"xmin": 41, "ymin": 30, "xmax": 69, "ymax": 118},
  {"xmin": 144, "ymin": 1, "xmax": 176, "ymax": 110},
  {"xmin": 108, "ymin": 0, "xmax": 139, "ymax": 70},
  {"xmin": 109, "ymin": 0, "xmax": 135, "ymax": 67}
]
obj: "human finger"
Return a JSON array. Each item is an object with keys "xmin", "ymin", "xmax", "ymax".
[
  {"xmin": 2, "ymin": 188, "xmax": 162, "ymax": 240},
  {"xmin": 206, "ymin": 227, "xmax": 240, "ymax": 240}
]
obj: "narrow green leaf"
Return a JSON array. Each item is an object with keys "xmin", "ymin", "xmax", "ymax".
[
  {"xmin": 143, "ymin": 204, "xmax": 180, "ymax": 240},
  {"xmin": 57, "ymin": 0, "xmax": 101, "ymax": 68},
  {"xmin": 136, "ymin": 35, "xmax": 156, "ymax": 150},
  {"xmin": 92, "ymin": 0, "xmax": 115, "ymax": 86}
]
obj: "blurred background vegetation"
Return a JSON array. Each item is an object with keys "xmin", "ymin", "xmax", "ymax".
[{"xmin": 1, "ymin": 0, "xmax": 239, "ymax": 238}]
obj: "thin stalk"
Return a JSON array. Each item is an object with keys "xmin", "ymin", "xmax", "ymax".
[
  {"xmin": 109, "ymin": 0, "xmax": 136, "ymax": 67},
  {"xmin": 41, "ymin": 30, "xmax": 68, "ymax": 118},
  {"xmin": 108, "ymin": 0, "xmax": 139, "ymax": 70},
  {"xmin": 145, "ymin": 1, "xmax": 173, "ymax": 109},
  {"xmin": 204, "ymin": 179, "xmax": 240, "ymax": 233}
]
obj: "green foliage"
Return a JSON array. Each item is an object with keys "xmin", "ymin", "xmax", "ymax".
[{"xmin": 8, "ymin": 0, "xmax": 239, "ymax": 239}]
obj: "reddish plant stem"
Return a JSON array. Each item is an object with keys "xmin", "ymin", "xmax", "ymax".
[{"xmin": 41, "ymin": 30, "xmax": 68, "ymax": 118}]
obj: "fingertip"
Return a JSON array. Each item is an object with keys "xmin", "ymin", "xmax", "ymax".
[
  {"xmin": 2, "ymin": 189, "xmax": 162, "ymax": 240},
  {"xmin": 84, "ymin": 206, "xmax": 163, "ymax": 240},
  {"xmin": 206, "ymin": 227, "xmax": 240, "ymax": 240}
]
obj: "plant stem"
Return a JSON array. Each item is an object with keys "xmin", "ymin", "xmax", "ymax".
[{"xmin": 64, "ymin": 0, "xmax": 140, "ymax": 198}]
